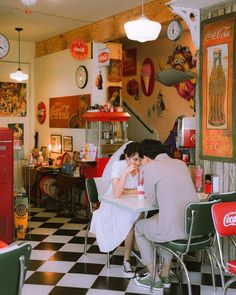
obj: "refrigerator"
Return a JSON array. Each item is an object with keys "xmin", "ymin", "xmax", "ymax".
[{"xmin": 0, "ymin": 127, "xmax": 13, "ymax": 243}]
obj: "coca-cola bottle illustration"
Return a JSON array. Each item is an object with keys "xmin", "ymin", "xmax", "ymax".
[{"xmin": 208, "ymin": 48, "xmax": 226, "ymax": 126}]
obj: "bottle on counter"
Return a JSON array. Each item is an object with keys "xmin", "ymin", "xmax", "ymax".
[{"xmin": 195, "ymin": 165, "xmax": 203, "ymax": 192}]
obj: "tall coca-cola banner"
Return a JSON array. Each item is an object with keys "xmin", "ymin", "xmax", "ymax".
[
  {"xmin": 200, "ymin": 14, "xmax": 236, "ymax": 162},
  {"xmin": 49, "ymin": 95, "xmax": 91, "ymax": 128}
]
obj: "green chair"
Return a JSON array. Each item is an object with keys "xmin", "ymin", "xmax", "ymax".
[
  {"xmin": 0, "ymin": 241, "xmax": 32, "ymax": 295},
  {"xmin": 208, "ymin": 191, "xmax": 236, "ymax": 202},
  {"xmin": 151, "ymin": 200, "xmax": 224, "ymax": 294},
  {"xmin": 84, "ymin": 177, "xmax": 110, "ymax": 267}
]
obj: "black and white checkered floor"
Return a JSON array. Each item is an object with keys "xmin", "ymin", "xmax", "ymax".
[{"xmin": 21, "ymin": 206, "xmax": 236, "ymax": 295}]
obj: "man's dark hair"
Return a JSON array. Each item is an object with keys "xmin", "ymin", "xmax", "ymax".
[{"xmin": 139, "ymin": 139, "xmax": 164, "ymax": 159}]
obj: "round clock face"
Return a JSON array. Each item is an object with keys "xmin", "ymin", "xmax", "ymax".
[
  {"xmin": 167, "ymin": 20, "xmax": 183, "ymax": 41},
  {"xmin": 0, "ymin": 33, "xmax": 10, "ymax": 59},
  {"xmin": 75, "ymin": 65, "xmax": 88, "ymax": 89}
]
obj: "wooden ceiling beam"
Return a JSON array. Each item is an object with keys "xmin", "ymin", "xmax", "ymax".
[{"xmin": 35, "ymin": 0, "xmax": 173, "ymax": 58}]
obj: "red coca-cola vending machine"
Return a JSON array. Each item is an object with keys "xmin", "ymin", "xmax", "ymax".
[{"xmin": 0, "ymin": 128, "xmax": 13, "ymax": 243}]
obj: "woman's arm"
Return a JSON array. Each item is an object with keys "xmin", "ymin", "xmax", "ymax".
[{"xmin": 112, "ymin": 164, "xmax": 138, "ymax": 198}]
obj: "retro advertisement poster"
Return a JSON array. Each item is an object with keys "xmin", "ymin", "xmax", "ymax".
[
  {"xmin": 49, "ymin": 95, "xmax": 91, "ymax": 128},
  {"xmin": 200, "ymin": 14, "xmax": 236, "ymax": 162}
]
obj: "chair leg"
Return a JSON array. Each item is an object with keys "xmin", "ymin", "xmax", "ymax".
[
  {"xmin": 208, "ymin": 249, "xmax": 225, "ymax": 290},
  {"xmin": 107, "ymin": 252, "xmax": 110, "ymax": 268},
  {"xmin": 223, "ymin": 277, "xmax": 236, "ymax": 295},
  {"xmin": 150, "ymin": 243, "xmax": 157, "ymax": 292},
  {"xmin": 162, "ymin": 247, "xmax": 192, "ymax": 295},
  {"xmin": 18, "ymin": 255, "xmax": 25, "ymax": 295},
  {"xmin": 206, "ymin": 249, "xmax": 216, "ymax": 292},
  {"xmin": 84, "ymin": 222, "xmax": 90, "ymax": 255}
]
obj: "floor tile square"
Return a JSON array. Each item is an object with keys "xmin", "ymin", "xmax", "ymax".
[
  {"xmin": 69, "ymin": 236, "xmax": 96, "ymax": 245},
  {"xmin": 37, "ymin": 261, "xmax": 76, "ymax": 273},
  {"xmin": 26, "ymin": 234, "xmax": 49, "ymax": 241},
  {"xmin": 30, "ymin": 249, "xmax": 56, "ymax": 260},
  {"xmin": 56, "ymin": 273, "xmax": 97, "ymax": 289},
  {"xmin": 49, "ymin": 286, "xmax": 88, "ymax": 295},
  {"xmin": 69, "ymin": 262, "xmax": 104, "ymax": 275},
  {"xmin": 34, "ymin": 242, "xmax": 64, "ymax": 251},
  {"xmin": 91, "ymin": 276, "xmax": 129, "ymax": 292},
  {"xmin": 28, "ymin": 259, "xmax": 46, "ymax": 271},
  {"xmin": 30, "ymin": 228, "xmax": 58, "ymax": 235},
  {"xmin": 25, "ymin": 271, "xmax": 64, "ymax": 285},
  {"xmin": 49, "ymin": 251, "xmax": 82, "ymax": 262},
  {"xmin": 42, "ymin": 235, "xmax": 73, "ymax": 244},
  {"xmin": 53, "ymin": 229, "xmax": 79, "ymax": 236},
  {"xmin": 59, "ymin": 243, "xmax": 85, "ymax": 253},
  {"xmin": 22, "ymin": 284, "xmax": 54, "ymax": 295},
  {"xmin": 39, "ymin": 223, "xmax": 64, "ymax": 228}
]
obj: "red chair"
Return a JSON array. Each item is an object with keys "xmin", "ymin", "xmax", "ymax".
[{"xmin": 212, "ymin": 202, "xmax": 236, "ymax": 294}]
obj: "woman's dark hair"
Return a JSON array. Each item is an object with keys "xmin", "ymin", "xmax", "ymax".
[
  {"xmin": 139, "ymin": 139, "xmax": 164, "ymax": 159},
  {"xmin": 120, "ymin": 142, "xmax": 140, "ymax": 160}
]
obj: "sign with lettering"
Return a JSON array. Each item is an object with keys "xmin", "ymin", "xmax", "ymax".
[
  {"xmin": 49, "ymin": 95, "xmax": 91, "ymax": 128},
  {"xmin": 200, "ymin": 14, "xmax": 236, "ymax": 162}
]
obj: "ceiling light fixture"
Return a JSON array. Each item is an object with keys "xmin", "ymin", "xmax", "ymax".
[
  {"xmin": 20, "ymin": 0, "xmax": 38, "ymax": 14},
  {"xmin": 124, "ymin": 0, "xmax": 162, "ymax": 43},
  {"xmin": 10, "ymin": 28, "xmax": 29, "ymax": 82}
]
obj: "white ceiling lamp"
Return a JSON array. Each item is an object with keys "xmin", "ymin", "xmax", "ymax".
[
  {"xmin": 20, "ymin": 0, "xmax": 38, "ymax": 5},
  {"xmin": 124, "ymin": 0, "xmax": 162, "ymax": 43},
  {"xmin": 10, "ymin": 28, "xmax": 29, "ymax": 82},
  {"xmin": 20, "ymin": 0, "xmax": 38, "ymax": 14}
]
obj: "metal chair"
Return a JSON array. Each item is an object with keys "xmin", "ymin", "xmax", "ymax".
[
  {"xmin": 0, "ymin": 241, "xmax": 32, "ymax": 295},
  {"xmin": 84, "ymin": 177, "xmax": 110, "ymax": 267},
  {"xmin": 208, "ymin": 191, "xmax": 236, "ymax": 202},
  {"xmin": 151, "ymin": 200, "xmax": 224, "ymax": 294},
  {"xmin": 212, "ymin": 201, "xmax": 236, "ymax": 294}
]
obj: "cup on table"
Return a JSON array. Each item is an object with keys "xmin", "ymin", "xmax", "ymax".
[{"xmin": 137, "ymin": 185, "xmax": 145, "ymax": 200}]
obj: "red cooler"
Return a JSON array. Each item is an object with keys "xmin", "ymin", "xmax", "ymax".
[{"xmin": 0, "ymin": 128, "xmax": 13, "ymax": 243}]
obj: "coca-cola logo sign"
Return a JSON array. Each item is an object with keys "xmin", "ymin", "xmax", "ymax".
[
  {"xmin": 191, "ymin": 133, "xmax": 196, "ymax": 143},
  {"xmin": 223, "ymin": 212, "xmax": 236, "ymax": 227},
  {"xmin": 98, "ymin": 52, "xmax": 109, "ymax": 63},
  {"xmin": 205, "ymin": 26, "xmax": 231, "ymax": 41}
]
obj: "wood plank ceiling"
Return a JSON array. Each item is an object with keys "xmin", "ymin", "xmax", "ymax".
[{"xmin": 35, "ymin": 0, "xmax": 173, "ymax": 57}]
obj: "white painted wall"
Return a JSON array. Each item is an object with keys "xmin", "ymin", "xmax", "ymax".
[{"xmin": 34, "ymin": 43, "xmax": 107, "ymax": 156}]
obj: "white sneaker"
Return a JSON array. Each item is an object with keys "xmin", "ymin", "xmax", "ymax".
[{"xmin": 123, "ymin": 260, "xmax": 135, "ymax": 278}]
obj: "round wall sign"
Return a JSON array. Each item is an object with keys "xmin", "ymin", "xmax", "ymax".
[
  {"xmin": 70, "ymin": 39, "xmax": 88, "ymax": 60},
  {"xmin": 37, "ymin": 102, "xmax": 46, "ymax": 124}
]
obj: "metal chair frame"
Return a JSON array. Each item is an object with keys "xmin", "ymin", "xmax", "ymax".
[
  {"xmin": 151, "ymin": 200, "xmax": 224, "ymax": 294},
  {"xmin": 84, "ymin": 177, "xmax": 110, "ymax": 268},
  {"xmin": 0, "ymin": 242, "xmax": 32, "ymax": 295}
]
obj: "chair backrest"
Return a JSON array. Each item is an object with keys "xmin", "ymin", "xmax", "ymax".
[
  {"xmin": 212, "ymin": 202, "xmax": 236, "ymax": 237},
  {"xmin": 185, "ymin": 201, "xmax": 219, "ymax": 236},
  {"xmin": 0, "ymin": 241, "xmax": 32, "ymax": 295},
  {"xmin": 208, "ymin": 191, "xmax": 236, "ymax": 202},
  {"xmin": 85, "ymin": 178, "xmax": 99, "ymax": 203}
]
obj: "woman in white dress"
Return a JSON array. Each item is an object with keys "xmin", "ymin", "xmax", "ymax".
[{"xmin": 90, "ymin": 141, "xmax": 142, "ymax": 278}]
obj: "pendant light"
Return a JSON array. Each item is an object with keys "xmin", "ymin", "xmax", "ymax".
[
  {"xmin": 124, "ymin": 0, "xmax": 162, "ymax": 43},
  {"xmin": 20, "ymin": 0, "xmax": 38, "ymax": 14},
  {"xmin": 10, "ymin": 28, "xmax": 28, "ymax": 82}
]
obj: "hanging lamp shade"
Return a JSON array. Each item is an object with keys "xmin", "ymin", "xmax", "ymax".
[
  {"xmin": 124, "ymin": 16, "xmax": 161, "ymax": 43},
  {"xmin": 10, "ymin": 69, "xmax": 28, "ymax": 82},
  {"xmin": 10, "ymin": 28, "xmax": 28, "ymax": 82},
  {"xmin": 20, "ymin": 0, "xmax": 38, "ymax": 6},
  {"xmin": 124, "ymin": 0, "xmax": 161, "ymax": 43}
]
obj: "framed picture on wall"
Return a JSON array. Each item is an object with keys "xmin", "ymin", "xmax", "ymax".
[
  {"xmin": 50, "ymin": 134, "xmax": 62, "ymax": 154},
  {"xmin": 63, "ymin": 136, "xmax": 73, "ymax": 152},
  {"xmin": 108, "ymin": 59, "xmax": 122, "ymax": 82},
  {"xmin": 200, "ymin": 13, "xmax": 236, "ymax": 162}
]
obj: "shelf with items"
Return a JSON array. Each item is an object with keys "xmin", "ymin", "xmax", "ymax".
[{"xmin": 82, "ymin": 111, "xmax": 130, "ymax": 158}]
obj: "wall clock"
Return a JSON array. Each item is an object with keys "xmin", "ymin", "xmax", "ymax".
[
  {"xmin": 0, "ymin": 33, "xmax": 10, "ymax": 59},
  {"xmin": 167, "ymin": 20, "xmax": 183, "ymax": 41},
  {"xmin": 75, "ymin": 65, "xmax": 88, "ymax": 89}
]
